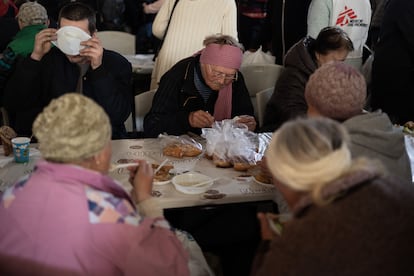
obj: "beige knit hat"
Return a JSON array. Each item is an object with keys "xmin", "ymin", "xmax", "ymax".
[
  {"xmin": 17, "ymin": 1, "xmax": 48, "ymax": 26},
  {"xmin": 32, "ymin": 93, "xmax": 111, "ymax": 163},
  {"xmin": 305, "ymin": 62, "xmax": 366, "ymax": 120}
]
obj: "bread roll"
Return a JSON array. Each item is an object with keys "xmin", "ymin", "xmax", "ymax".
[
  {"xmin": 163, "ymin": 143, "xmax": 202, "ymax": 158},
  {"xmin": 213, "ymin": 154, "xmax": 232, "ymax": 168},
  {"xmin": 0, "ymin": 126, "xmax": 17, "ymax": 156},
  {"xmin": 233, "ymin": 162, "xmax": 251, "ymax": 171}
]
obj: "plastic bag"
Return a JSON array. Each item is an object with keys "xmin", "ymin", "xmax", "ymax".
[
  {"xmin": 158, "ymin": 134, "xmax": 203, "ymax": 158},
  {"xmin": 175, "ymin": 229, "xmax": 214, "ymax": 276},
  {"xmin": 241, "ymin": 46, "xmax": 276, "ymax": 66},
  {"xmin": 201, "ymin": 119, "xmax": 258, "ymax": 171}
]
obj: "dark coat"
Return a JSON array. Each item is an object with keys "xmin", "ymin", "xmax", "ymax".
[
  {"xmin": 371, "ymin": 0, "xmax": 414, "ymax": 124},
  {"xmin": 144, "ymin": 55, "xmax": 254, "ymax": 138},
  {"xmin": 264, "ymin": 0, "xmax": 312, "ymax": 65},
  {"xmin": 261, "ymin": 37, "xmax": 316, "ymax": 132},
  {"xmin": 251, "ymin": 163, "xmax": 414, "ymax": 275},
  {"xmin": 3, "ymin": 47, "xmax": 132, "ymax": 139}
]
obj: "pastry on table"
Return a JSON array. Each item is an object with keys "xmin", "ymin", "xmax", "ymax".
[
  {"xmin": 403, "ymin": 121, "xmax": 414, "ymax": 134},
  {"xmin": 163, "ymin": 143, "xmax": 202, "ymax": 158},
  {"xmin": 0, "ymin": 126, "xmax": 17, "ymax": 156},
  {"xmin": 152, "ymin": 163, "xmax": 174, "ymax": 182},
  {"xmin": 254, "ymin": 172, "xmax": 272, "ymax": 185},
  {"xmin": 212, "ymin": 154, "xmax": 232, "ymax": 168}
]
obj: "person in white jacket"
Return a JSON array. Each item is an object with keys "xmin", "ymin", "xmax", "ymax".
[
  {"xmin": 307, "ymin": 0, "xmax": 371, "ymax": 70},
  {"xmin": 150, "ymin": 0, "xmax": 238, "ymax": 89}
]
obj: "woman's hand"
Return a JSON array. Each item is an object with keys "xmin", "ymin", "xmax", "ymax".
[
  {"xmin": 257, "ymin": 212, "xmax": 279, "ymax": 240},
  {"xmin": 128, "ymin": 160, "xmax": 153, "ymax": 203},
  {"xmin": 189, "ymin": 110, "xmax": 215, "ymax": 128},
  {"xmin": 31, "ymin": 28, "xmax": 57, "ymax": 61},
  {"xmin": 235, "ymin": 115, "xmax": 256, "ymax": 131}
]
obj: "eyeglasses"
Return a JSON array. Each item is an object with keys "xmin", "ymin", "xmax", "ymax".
[{"xmin": 207, "ymin": 64, "xmax": 238, "ymax": 82}]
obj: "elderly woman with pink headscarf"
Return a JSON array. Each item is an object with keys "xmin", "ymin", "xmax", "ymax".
[{"xmin": 144, "ymin": 34, "xmax": 256, "ymax": 138}]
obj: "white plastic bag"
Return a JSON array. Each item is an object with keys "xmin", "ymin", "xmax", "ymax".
[
  {"xmin": 241, "ymin": 46, "xmax": 275, "ymax": 66},
  {"xmin": 175, "ymin": 229, "xmax": 214, "ymax": 276}
]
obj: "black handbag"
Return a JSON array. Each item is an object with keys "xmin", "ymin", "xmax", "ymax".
[{"xmin": 153, "ymin": 0, "xmax": 180, "ymax": 60}]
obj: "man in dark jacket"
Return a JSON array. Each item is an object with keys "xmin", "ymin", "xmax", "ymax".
[
  {"xmin": 144, "ymin": 34, "xmax": 256, "ymax": 138},
  {"xmin": 3, "ymin": 2, "xmax": 132, "ymax": 139}
]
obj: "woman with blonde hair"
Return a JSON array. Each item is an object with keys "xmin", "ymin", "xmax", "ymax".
[{"xmin": 251, "ymin": 117, "xmax": 414, "ymax": 275}]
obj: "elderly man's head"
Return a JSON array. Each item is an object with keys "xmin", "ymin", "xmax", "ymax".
[
  {"xmin": 199, "ymin": 35, "xmax": 244, "ymax": 91},
  {"xmin": 17, "ymin": 1, "xmax": 48, "ymax": 29},
  {"xmin": 305, "ymin": 61, "xmax": 367, "ymax": 121}
]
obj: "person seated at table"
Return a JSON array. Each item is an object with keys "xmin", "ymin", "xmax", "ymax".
[
  {"xmin": 251, "ymin": 117, "xmax": 414, "ymax": 275},
  {"xmin": 144, "ymin": 34, "xmax": 256, "ymax": 138},
  {"xmin": 0, "ymin": 1, "xmax": 49, "ymax": 96},
  {"xmin": 2, "ymin": 2, "xmax": 132, "ymax": 139},
  {"xmin": 305, "ymin": 61, "xmax": 412, "ymax": 182},
  {"xmin": 261, "ymin": 26, "xmax": 353, "ymax": 132},
  {"xmin": 0, "ymin": 93, "xmax": 189, "ymax": 275}
]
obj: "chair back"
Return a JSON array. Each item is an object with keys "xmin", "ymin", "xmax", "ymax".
[
  {"xmin": 240, "ymin": 64, "xmax": 284, "ymax": 118},
  {"xmin": 97, "ymin": 31, "xmax": 136, "ymax": 55},
  {"xmin": 135, "ymin": 89, "xmax": 156, "ymax": 132},
  {"xmin": 124, "ymin": 113, "xmax": 133, "ymax": 132},
  {"xmin": 240, "ymin": 64, "xmax": 284, "ymax": 97},
  {"xmin": 256, "ymin": 87, "xmax": 274, "ymax": 128}
]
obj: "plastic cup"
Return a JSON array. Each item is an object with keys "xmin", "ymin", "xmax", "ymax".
[{"xmin": 11, "ymin": 137, "xmax": 31, "ymax": 163}]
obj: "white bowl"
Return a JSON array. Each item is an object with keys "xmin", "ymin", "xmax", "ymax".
[
  {"xmin": 172, "ymin": 172, "xmax": 214, "ymax": 194},
  {"xmin": 55, "ymin": 26, "xmax": 91, "ymax": 55}
]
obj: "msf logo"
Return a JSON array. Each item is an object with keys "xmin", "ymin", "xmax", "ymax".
[{"xmin": 336, "ymin": 6, "xmax": 357, "ymax": 26}]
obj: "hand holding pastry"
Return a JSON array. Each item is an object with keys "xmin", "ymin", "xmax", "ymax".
[
  {"xmin": 128, "ymin": 160, "xmax": 153, "ymax": 203},
  {"xmin": 257, "ymin": 212, "xmax": 279, "ymax": 240}
]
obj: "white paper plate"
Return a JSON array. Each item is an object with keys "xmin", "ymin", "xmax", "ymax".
[{"xmin": 55, "ymin": 26, "xmax": 91, "ymax": 55}]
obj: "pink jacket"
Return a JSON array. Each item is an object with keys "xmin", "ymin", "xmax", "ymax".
[{"xmin": 0, "ymin": 161, "xmax": 189, "ymax": 275}]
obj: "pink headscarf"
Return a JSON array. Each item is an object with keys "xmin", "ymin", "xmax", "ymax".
[{"xmin": 200, "ymin": 44, "xmax": 243, "ymax": 121}]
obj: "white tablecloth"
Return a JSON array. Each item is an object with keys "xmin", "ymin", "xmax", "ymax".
[
  {"xmin": 109, "ymin": 138, "xmax": 276, "ymax": 209},
  {"xmin": 404, "ymin": 135, "xmax": 414, "ymax": 182},
  {"xmin": 0, "ymin": 138, "xmax": 277, "ymax": 210},
  {"xmin": 3, "ymin": 134, "xmax": 412, "ymax": 209},
  {"xmin": 123, "ymin": 54, "xmax": 154, "ymax": 74}
]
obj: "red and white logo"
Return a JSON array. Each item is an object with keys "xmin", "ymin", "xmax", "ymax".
[{"xmin": 336, "ymin": 6, "xmax": 357, "ymax": 26}]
